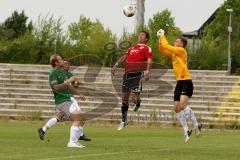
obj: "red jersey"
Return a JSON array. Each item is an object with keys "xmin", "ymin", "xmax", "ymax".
[{"xmin": 125, "ymin": 44, "xmax": 153, "ymax": 73}]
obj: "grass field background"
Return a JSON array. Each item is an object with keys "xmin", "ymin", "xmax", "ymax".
[{"xmin": 0, "ymin": 120, "xmax": 240, "ymax": 160}]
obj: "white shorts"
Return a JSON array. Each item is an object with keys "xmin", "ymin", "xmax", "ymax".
[
  {"xmin": 70, "ymin": 97, "xmax": 82, "ymax": 113},
  {"xmin": 56, "ymin": 97, "xmax": 81, "ymax": 118}
]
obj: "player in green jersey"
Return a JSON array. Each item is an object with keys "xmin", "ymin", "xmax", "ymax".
[{"xmin": 38, "ymin": 54, "xmax": 87, "ymax": 148}]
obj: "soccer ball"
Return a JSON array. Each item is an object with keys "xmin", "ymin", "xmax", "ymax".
[{"xmin": 123, "ymin": 5, "xmax": 136, "ymax": 17}]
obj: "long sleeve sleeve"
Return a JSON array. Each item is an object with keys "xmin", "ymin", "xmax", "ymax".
[
  {"xmin": 159, "ymin": 35, "xmax": 186, "ymax": 57},
  {"xmin": 158, "ymin": 44, "xmax": 173, "ymax": 58}
]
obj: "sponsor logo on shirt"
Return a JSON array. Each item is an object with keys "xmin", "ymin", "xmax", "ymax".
[{"xmin": 130, "ymin": 49, "xmax": 139, "ymax": 55}]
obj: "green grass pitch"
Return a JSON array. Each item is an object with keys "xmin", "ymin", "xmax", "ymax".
[{"xmin": 0, "ymin": 121, "xmax": 240, "ymax": 160}]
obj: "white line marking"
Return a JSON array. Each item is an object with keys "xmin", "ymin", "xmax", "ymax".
[{"xmin": 37, "ymin": 144, "xmax": 240, "ymax": 160}]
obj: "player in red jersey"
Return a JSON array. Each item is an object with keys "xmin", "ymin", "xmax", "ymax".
[{"xmin": 111, "ymin": 31, "xmax": 152, "ymax": 130}]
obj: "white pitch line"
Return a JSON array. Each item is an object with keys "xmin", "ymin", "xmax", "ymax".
[
  {"xmin": 37, "ymin": 148, "xmax": 169, "ymax": 160},
  {"xmin": 37, "ymin": 144, "xmax": 240, "ymax": 160}
]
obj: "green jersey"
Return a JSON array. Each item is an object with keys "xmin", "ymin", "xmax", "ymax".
[
  {"xmin": 65, "ymin": 71, "xmax": 74, "ymax": 80},
  {"xmin": 49, "ymin": 69, "xmax": 72, "ymax": 105},
  {"xmin": 65, "ymin": 71, "xmax": 75, "ymax": 97}
]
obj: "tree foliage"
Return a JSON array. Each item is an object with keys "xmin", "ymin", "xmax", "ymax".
[
  {"xmin": 32, "ymin": 14, "xmax": 66, "ymax": 63},
  {"xmin": 0, "ymin": 5, "xmax": 239, "ymax": 74},
  {"xmin": 190, "ymin": 0, "xmax": 240, "ymax": 74},
  {"xmin": 68, "ymin": 15, "xmax": 117, "ymax": 66},
  {"xmin": 0, "ymin": 10, "xmax": 32, "ymax": 40},
  {"xmin": 148, "ymin": 9, "xmax": 181, "ymax": 67},
  {"xmin": 0, "ymin": 12, "xmax": 116, "ymax": 66}
]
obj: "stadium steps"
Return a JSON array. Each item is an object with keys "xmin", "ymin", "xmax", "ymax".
[
  {"xmin": 0, "ymin": 101, "xmax": 240, "ymax": 114},
  {"xmin": 0, "ymin": 63, "xmax": 240, "ymax": 127},
  {"xmin": 1, "ymin": 86, "xmax": 238, "ymax": 97},
  {"xmin": 0, "ymin": 76, "xmax": 239, "ymax": 87},
  {"xmin": 0, "ymin": 108, "xmax": 239, "ymax": 126},
  {"xmin": 215, "ymin": 78, "xmax": 240, "ymax": 122},
  {"xmin": 0, "ymin": 92, "xmax": 235, "ymax": 102},
  {"xmin": 0, "ymin": 71, "xmax": 239, "ymax": 81},
  {"xmin": 0, "ymin": 80, "xmax": 237, "ymax": 93},
  {"xmin": 0, "ymin": 63, "xmax": 229, "ymax": 74}
]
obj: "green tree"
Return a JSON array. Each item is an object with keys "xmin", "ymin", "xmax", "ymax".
[
  {"xmin": 0, "ymin": 10, "xmax": 32, "ymax": 40},
  {"xmin": 0, "ymin": 31, "xmax": 39, "ymax": 64},
  {"xmin": 33, "ymin": 14, "xmax": 66, "ymax": 63},
  {"xmin": 196, "ymin": 0, "xmax": 240, "ymax": 74},
  {"xmin": 68, "ymin": 15, "xmax": 116, "ymax": 66},
  {"xmin": 147, "ymin": 9, "xmax": 181, "ymax": 67}
]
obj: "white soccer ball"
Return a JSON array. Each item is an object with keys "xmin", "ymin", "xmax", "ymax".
[{"xmin": 123, "ymin": 5, "xmax": 136, "ymax": 17}]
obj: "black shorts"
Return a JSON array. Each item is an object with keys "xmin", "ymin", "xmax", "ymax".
[
  {"xmin": 174, "ymin": 80, "xmax": 193, "ymax": 101},
  {"xmin": 122, "ymin": 71, "xmax": 144, "ymax": 93}
]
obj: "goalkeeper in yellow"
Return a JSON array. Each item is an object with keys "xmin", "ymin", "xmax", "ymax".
[{"xmin": 157, "ymin": 29, "xmax": 202, "ymax": 143}]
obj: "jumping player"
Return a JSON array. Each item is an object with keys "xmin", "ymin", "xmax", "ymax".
[
  {"xmin": 157, "ymin": 29, "xmax": 202, "ymax": 143},
  {"xmin": 111, "ymin": 31, "xmax": 152, "ymax": 130}
]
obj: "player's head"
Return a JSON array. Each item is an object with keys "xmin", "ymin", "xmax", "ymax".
[
  {"xmin": 174, "ymin": 37, "xmax": 188, "ymax": 48},
  {"xmin": 138, "ymin": 31, "xmax": 150, "ymax": 44},
  {"xmin": 62, "ymin": 61, "xmax": 70, "ymax": 71},
  {"xmin": 50, "ymin": 54, "xmax": 64, "ymax": 68}
]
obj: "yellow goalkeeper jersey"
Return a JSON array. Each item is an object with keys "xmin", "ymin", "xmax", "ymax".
[{"xmin": 159, "ymin": 35, "xmax": 191, "ymax": 81}]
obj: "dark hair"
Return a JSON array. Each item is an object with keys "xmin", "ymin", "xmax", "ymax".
[
  {"xmin": 50, "ymin": 54, "xmax": 60, "ymax": 67},
  {"xmin": 141, "ymin": 31, "xmax": 150, "ymax": 43},
  {"xmin": 180, "ymin": 37, "xmax": 188, "ymax": 48}
]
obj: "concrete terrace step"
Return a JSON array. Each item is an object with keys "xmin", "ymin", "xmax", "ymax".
[
  {"xmin": 1, "ymin": 100, "xmax": 240, "ymax": 114},
  {"xmin": 1, "ymin": 73, "xmax": 240, "ymax": 85},
  {"xmin": 0, "ymin": 63, "xmax": 240, "ymax": 126},
  {"xmin": 0, "ymin": 79, "xmax": 238, "ymax": 91},
  {"xmin": 0, "ymin": 90, "xmax": 239, "ymax": 106},
  {"xmin": 1, "ymin": 97, "xmax": 240, "ymax": 110},
  {"xmin": 0, "ymin": 87, "xmax": 52, "ymax": 94},
  {"xmin": 0, "ymin": 92, "xmax": 235, "ymax": 102},
  {"xmin": 0, "ymin": 68, "xmax": 236, "ymax": 77},
  {"xmin": 0, "ymin": 104, "xmax": 239, "ymax": 116},
  {"xmin": 0, "ymin": 85, "xmax": 234, "ymax": 95},
  {"xmin": 0, "ymin": 113, "xmax": 238, "ymax": 127},
  {"xmin": 0, "ymin": 86, "xmax": 238, "ymax": 97},
  {"xmin": 0, "ymin": 63, "xmax": 230, "ymax": 75},
  {"xmin": 0, "ymin": 72, "xmax": 231, "ymax": 78},
  {"xmin": 0, "ymin": 108, "xmax": 240, "ymax": 122},
  {"xmin": 0, "ymin": 96, "xmax": 221, "ymax": 106},
  {"xmin": 0, "ymin": 70, "xmax": 236, "ymax": 82}
]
